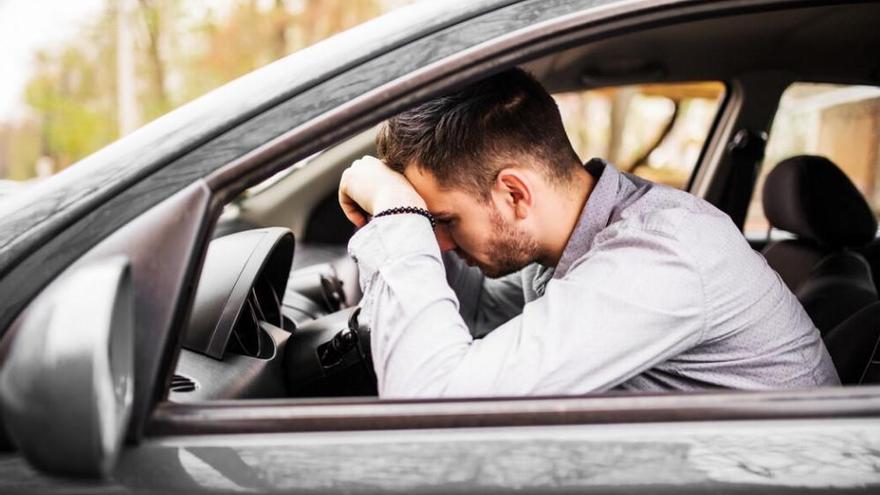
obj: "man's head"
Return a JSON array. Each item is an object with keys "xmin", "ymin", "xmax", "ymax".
[{"xmin": 376, "ymin": 68, "xmax": 586, "ymax": 277}]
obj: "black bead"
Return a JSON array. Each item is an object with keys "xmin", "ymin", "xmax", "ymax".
[{"xmin": 373, "ymin": 206, "xmax": 435, "ymax": 228}]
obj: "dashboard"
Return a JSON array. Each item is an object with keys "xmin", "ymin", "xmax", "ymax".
[{"xmin": 170, "ymin": 228, "xmax": 375, "ymax": 402}]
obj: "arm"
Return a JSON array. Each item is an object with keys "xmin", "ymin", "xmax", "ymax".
[
  {"xmin": 350, "ymin": 215, "xmax": 706, "ymax": 398},
  {"xmin": 442, "ymin": 251, "xmax": 525, "ymax": 338},
  {"xmin": 337, "ymin": 154, "xmax": 525, "ymax": 339}
]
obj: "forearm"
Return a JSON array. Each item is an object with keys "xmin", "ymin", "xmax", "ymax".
[{"xmin": 350, "ymin": 216, "xmax": 473, "ymax": 397}]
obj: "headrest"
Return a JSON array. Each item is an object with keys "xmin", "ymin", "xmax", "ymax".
[{"xmin": 763, "ymin": 155, "xmax": 877, "ymax": 247}]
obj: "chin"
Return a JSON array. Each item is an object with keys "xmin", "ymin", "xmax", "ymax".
[
  {"xmin": 465, "ymin": 252, "xmax": 528, "ymax": 278},
  {"xmin": 479, "ymin": 263, "xmax": 521, "ymax": 279}
]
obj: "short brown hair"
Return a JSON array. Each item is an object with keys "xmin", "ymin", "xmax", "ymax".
[{"xmin": 376, "ymin": 68, "xmax": 582, "ymax": 199}]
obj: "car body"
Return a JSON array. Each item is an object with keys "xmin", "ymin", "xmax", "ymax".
[{"xmin": 1, "ymin": 0, "xmax": 880, "ymax": 492}]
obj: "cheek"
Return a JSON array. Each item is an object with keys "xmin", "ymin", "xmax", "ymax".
[{"xmin": 452, "ymin": 223, "xmax": 489, "ymax": 254}]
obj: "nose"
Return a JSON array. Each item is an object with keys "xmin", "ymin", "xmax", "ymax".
[{"xmin": 434, "ymin": 224, "xmax": 457, "ymax": 252}]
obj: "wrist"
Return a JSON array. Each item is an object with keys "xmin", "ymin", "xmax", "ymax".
[
  {"xmin": 373, "ymin": 205, "xmax": 436, "ymax": 228},
  {"xmin": 372, "ymin": 193, "xmax": 426, "ymax": 213}
]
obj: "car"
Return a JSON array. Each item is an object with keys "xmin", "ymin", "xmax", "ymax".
[
  {"xmin": 2, "ymin": 0, "xmax": 880, "ymax": 492},
  {"xmin": 0, "ymin": 180, "xmax": 24, "ymax": 201}
]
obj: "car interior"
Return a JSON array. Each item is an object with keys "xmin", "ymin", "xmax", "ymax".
[{"xmin": 159, "ymin": 2, "xmax": 880, "ymax": 403}]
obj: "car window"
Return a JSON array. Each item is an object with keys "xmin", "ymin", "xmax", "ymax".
[
  {"xmin": 554, "ymin": 82, "xmax": 725, "ymax": 189},
  {"xmin": 744, "ymin": 82, "xmax": 880, "ymax": 240}
]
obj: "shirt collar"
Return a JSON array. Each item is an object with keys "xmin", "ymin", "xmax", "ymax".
[{"xmin": 553, "ymin": 158, "xmax": 620, "ymax": 279}]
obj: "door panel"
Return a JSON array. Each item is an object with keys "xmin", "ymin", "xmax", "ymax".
[{"xmin": 66, "ymin": 419, "xmax": 880, "ymax": 492}]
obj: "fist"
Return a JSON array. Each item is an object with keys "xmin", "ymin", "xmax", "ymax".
[{"xmin": 338, "ymin": 156, "xmax": 427, "ymax": 228}]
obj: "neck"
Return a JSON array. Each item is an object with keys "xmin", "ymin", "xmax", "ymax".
[{"xmin": 538, "ymin": 166, "xmax": 596, "ymax": 267}]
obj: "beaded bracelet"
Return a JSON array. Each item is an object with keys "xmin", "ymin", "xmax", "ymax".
[{"xmin": 373, "ymin": 206, "xmax": 436, "ymax": 228}]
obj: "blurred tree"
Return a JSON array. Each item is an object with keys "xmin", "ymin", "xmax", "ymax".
[
  {"xmin": 295, "ymin": 0, "xmax": 384, "ymax": 46},
  {"xmin": 138, "ymin": 0, "xmax": 171, "ymax": 111},
  {"xmin": 7, "ymin": 122, "xmax": 40, "ymax": 180},
  {"xmin": 21, "ymin": 10, "xmax": 118, "ymax": 173},
  {"xmin": 188, "ymin": 0, "xmax": 385, "ymax": 100},
  {"xmin": 0, "ymin": 121, "xmax": 41, "ymax": 181},
  {"xmin": 190, "ymin": 0, "xmax": 283, "ymax": 93},
  {"xmin": 4, "ymin": 0, "xmax": 408, "ymax": 180}
]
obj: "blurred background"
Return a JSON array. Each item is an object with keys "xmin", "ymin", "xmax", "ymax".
[{"xmin": 0, "ymin": 0, "xmax": 413, "ymax": 182}]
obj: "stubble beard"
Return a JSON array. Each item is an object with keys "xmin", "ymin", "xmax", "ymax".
[{"xmin": 480, "ymin": 207, "xmax": 540, "ymax": 279}]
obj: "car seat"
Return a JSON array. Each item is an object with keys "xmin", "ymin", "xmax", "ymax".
[
  {"xmin": 761, "ymin": 155, "xmax": 878, "ymax": 335},
  {"xmin": 824, "ymin": 301, "xmax": 880, "ymax": 384}
]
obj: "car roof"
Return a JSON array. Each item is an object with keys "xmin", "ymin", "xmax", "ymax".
[{"xmin": 528, "ymin": 2, "xmax": 880, "ymax": 92}]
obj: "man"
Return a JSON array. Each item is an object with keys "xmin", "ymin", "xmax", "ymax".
[{"xmin": 338, "ymin": 68, "xmax": 839, "ymax": 398}]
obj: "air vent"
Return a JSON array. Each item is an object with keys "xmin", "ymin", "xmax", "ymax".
[{"xmin": 170, "ymin": 374, "xmax": 197, "ymax": 393}]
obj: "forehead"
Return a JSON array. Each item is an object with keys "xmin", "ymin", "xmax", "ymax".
[{"xmin": 403, "ymin": 166, "xmax": 474, "ymax": 213}]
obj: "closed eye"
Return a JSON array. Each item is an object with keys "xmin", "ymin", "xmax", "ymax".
[{"xmin": 436, "ymin": 217, "xmax": 457, "ymax": 227}]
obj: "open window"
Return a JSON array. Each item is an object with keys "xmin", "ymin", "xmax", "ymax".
[
  {"xmin": 168, "ymin": 76, "xmax": 732, "ymax": 404},
  {"xmin": 153, "ymin": 1, "xmax": 880, "ymax": 413}
]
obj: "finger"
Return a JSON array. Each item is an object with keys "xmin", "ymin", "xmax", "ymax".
[
  {"xmin": 341, "ymin": 199, "xmax": 369, "ymax": 228},
  {"xmin": 339, "ymin": 193, "xmax": 368, "ymax": 228},
  {"xmin": 338, "ymin": 175, "xmax": 368, "ymax": 228}
]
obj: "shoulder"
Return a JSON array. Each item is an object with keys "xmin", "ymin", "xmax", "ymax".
[
  {"xmin": 572, "ymin": 183, "xmax": 739, "ymax": 274},
  {"xmin": 601, "ymin": 180, "xmax": 735, "ymax": 245},
  {"xmin": 560, "ymin": 206, "xmax": 707, "ymax": 316}
]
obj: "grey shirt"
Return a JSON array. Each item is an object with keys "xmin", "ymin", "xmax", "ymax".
[{"xmin": 349, "ymin": 160, "xmax": 840, "ymax": 397}]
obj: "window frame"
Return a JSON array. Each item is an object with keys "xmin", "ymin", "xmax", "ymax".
[
  {"xmin": 147, "ymin": 386, "xmax": 880, "ymax": 437},
  {"xmin": 148, "ymin": 1, "xmax": 880, "ymax": 439}
]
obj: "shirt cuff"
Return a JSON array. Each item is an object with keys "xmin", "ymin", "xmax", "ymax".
[{"xmin": 347, "ymin": 215, "xmax": 440, "ymax": 273}]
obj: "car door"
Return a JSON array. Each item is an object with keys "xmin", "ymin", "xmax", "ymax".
[{"xmin": 2, "ymin": 0, "xmax": 880, "ymax": 493}]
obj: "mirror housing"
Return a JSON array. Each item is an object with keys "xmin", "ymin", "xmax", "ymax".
[{"xmin": 0, "ymin": 257, "xmax": 135, "ymax": 478}]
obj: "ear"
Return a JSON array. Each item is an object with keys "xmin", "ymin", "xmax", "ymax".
[{"xmin": 494, "ymin": 168, "xmax": 532, "ymax": 220}]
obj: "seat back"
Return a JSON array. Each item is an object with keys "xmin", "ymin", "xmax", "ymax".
[
  {"xmin": 761, "ymin": 155, "xmax": 878, "ymax": 334},
  {"xmin": 824, "ymin": 302, "xmax": 880, "ymax": 384},
  {"xmin": 796, "ymin": 250, "xmax": 878, "ymax": 333}
]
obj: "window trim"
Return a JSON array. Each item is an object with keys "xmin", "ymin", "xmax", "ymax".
[{"xmin": 149, "ymin": 386, "xmax": 880, "ymax": 436}]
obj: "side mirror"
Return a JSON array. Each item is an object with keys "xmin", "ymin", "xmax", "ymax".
[{"xmin": 0, "ymin": 257, "xmax": 135, "ymax": 478}]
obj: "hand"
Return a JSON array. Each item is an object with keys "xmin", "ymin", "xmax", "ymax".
[{"xmin": 338, "ymin": 156, "xmax": 427, "ymax": 228}]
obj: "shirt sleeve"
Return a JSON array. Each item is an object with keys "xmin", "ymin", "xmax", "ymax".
[{"xmin": 349, "ymin": 214, "xmax": 706, "ymax": 398}]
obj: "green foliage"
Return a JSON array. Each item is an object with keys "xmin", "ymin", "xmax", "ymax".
[
  {"xmin": 24, "ymin": 47, "xmax": 118, "ymax": 169},
  {"xmin": 3, "ymin": 122, "xmax": 40, "ymax": 181}
]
